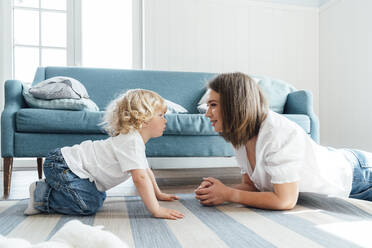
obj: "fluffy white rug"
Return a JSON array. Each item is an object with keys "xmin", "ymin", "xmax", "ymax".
[{"xmin": 0, "ymin": 220, "xmax": 128, "ymax": 248}]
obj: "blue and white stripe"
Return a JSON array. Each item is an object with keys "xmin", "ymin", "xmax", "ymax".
[{"xmin": 0, "ymin": 193, "xmax": 371, "ymax": 247}]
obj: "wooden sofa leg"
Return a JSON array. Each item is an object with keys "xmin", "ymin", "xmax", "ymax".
[
  {"xmin": 3, "ymin": 157, "xmax": 13, "ymax": 199},
  {"xmin": 37, "ymin": 157, "xmax": 43, "ymax": 179}
]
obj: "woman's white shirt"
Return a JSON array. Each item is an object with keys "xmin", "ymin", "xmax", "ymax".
[
  {"xmin": 234, "ymin": 111, "xmax": 353, "ymax": 198},
  {"xmin": 61, "ymin": 131, "xmax": 148, "ymax": 192}
]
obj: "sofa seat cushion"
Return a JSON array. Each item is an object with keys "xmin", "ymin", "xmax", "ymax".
[
  {"xmin": 14, "ymin": 133, "xmax": 234, "ymax": 157},
  {"xmin": 164, "ymin": 114, "xmax": 218, "ymax": 135},
  {"xmin": 16, "ymin": 109, "xmax": 311, "ymax": 135},
  {"xmin": 15, "ymin": 110, "xmax": 217, "ymax": 135},
  {"xmin": 16, "ymin": 109, "xmax": 106, "ymax": 134}
]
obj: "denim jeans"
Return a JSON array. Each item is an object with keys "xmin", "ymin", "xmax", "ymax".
[
  {"xmin": 34, "ymin": 148, "xmax": 106, "ymax": 215},
  {"xmin": 343, "ymin": 149, "xmax": 372, "ymax": 201}
]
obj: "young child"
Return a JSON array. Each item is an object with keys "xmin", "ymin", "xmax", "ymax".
[{"xmin": 25, "ymin": 89, "xmax": 184, "ymax": 220}]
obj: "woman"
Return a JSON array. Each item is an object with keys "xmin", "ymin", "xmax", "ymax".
[{"xmin": 195, "ymin": 72, "xmax": 372, "ymax": 210}]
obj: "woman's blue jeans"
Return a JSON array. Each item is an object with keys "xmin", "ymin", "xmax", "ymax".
[
  {"xmin": 344, "ymin": 149, "xmax": 372, "ymax": 201},
  {"xmin": 33, "ymin": 149, "xmax": 106, "ymax": 215}
]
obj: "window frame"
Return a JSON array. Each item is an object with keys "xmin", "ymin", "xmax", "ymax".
[
  {"xmin": 67, "ymin": 0, "xmax": 81, "ymax": 66},
  {"xmin": 9, "ymin": 0, "xmax": 143, "ymax": 83},
  {"xmin": 78, "ymin": 0, "xmax": 143, "ymax": 69},
  {"xmin": 12, "ymin": 0, "xmax": 71, "ymax": 81}
]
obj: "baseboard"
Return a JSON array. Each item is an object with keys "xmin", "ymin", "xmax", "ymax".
[
  {"xmin": 149, "ymin": 157, "xmax": 238, "ymax": 169},
  {"xmin": 0, "ymin": 157, "xmax": 238, "ymax": 171},
  {"xmin": 0, "ymin": 158, "xmax": 38, "ymax": 170}
]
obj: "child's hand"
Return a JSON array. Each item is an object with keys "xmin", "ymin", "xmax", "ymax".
[
  {"xmin": 153, "ymin": 207, "xmax": 184, "ymax": 220},
  {"xmin": 157, "ymin": 192, "xmax": 179, "ymax": 201}
]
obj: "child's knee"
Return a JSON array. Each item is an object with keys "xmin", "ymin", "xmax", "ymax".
[{"xmin": 75, "ymin": 196, "xmax": 105, "ymax": 215}]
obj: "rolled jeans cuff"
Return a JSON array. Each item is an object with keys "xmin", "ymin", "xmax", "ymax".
[{"xmin": 34, "ymin": 180, "xmax": 53, "ymax": 213}]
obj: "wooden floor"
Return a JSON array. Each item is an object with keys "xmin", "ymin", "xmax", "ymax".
[{"xmin": 1, "ymin": 167, "xmax": 241, "ymax": 200}]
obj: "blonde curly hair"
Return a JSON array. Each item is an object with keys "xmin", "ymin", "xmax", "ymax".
[{"xmin": 102, "ymin": 89, "xmax": 167, "ymax": 136}]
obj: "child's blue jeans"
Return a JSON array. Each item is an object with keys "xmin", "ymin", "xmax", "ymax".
[
  {"xmin": 344, "ymin": 149, "xmax": 372, "ymax": 201},
  {"xmin": 34, "ymin": 148, "xmax": 106, "ymax": 215}
]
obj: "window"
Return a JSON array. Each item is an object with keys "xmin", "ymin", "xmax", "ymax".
[
  {"xmin": 11, "ymin": 0, "xmax": 140, "ymax": 83},
  {"xmin": 13, "ymin": 0, "xmax": 67, "ymax": 83},
  {"xmin": 81, "ymin": 0, "xmax": 133, "ymax": 69}
]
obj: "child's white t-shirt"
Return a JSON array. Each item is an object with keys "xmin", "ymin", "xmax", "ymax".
[
  {"xmin": 234, "ymin": 111, "xmax": 353, "ymax": 198},
  {"xmin": 61, "ymin": 131, "xmax": 149, "ymax": 192}
]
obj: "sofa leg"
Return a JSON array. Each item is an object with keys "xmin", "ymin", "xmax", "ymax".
[
  {"xmin": 3, "ymin": 157, "xmax": 13, "ymax": 199},
  {"xmin": 37, "ymin": 157, "xmax": 43, "ymax": 179}
]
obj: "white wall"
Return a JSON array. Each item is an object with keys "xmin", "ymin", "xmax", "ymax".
[
  {"xmin": 143, "ymin": 0, "xmax": 319, "ymax": 114},
  {"xmin": 0, "ymin": 0, "xmax": 12, "ymax": 169},
  {"xmin": 0, "ymin": 0, "xmax": 12, "ymax": 112},
  {"xmin": 319, "ymin": 0, "xmax": 372, "ymax": 150}
]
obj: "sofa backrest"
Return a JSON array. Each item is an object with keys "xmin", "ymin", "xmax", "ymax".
[
  {"xmin": 32, "ymin": 67, "xmax": 298, "ymax": 114},
  {"xmin": 33, "ymin": 67, "xmax": 216, "ymax": 113}
]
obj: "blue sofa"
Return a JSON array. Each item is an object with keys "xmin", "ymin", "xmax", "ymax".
[{"xmin": 1, "ymin": 66, "xmax": 319, "ymax": 197}]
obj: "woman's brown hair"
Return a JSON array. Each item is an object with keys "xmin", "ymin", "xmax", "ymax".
[{"xmin": 207, "ymin": 72, "xmax": 268, "ymax": 147}]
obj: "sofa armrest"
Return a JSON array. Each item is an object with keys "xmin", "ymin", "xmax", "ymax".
[
  {"xmin": 1, "ymin": 80, "xmax": 25, "ymax": 157},
  {"xmin": 284, "ymin": 90, "xmax": 319, "ymax": 143}
]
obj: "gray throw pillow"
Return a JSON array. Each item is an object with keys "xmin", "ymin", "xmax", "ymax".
[
  {"xmin": 23, "ymin": 85, "xmax": 99, "ymax": 112},
  {"xmin": 29, "ymin": 76, "xmax": 89, "ymax": 100}
]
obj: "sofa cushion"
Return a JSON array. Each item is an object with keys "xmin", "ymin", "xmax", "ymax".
[
  {"xmin": 196, "ymin": 76, "xmax": 296, "ymax": 114},
  {"xmin": 16, "ymin": 109, "xmax": 106, "ymax": 134},
  {"xmin": 16, "ymin": 109, "xmax": 311, "ymax": 135},
  {"xmin": 165, "ymin": 99, "xmax": 188, "ymax": 114},
  {"xmin": 256, "ymin": 76, "xmax": 296, "ymax": 113},
  {"xmin": 165, "ymin": 114, "xmax": 215, "ymax": 135},
  {"xmin": 16, "ymin": 110, "xmax": 216, "ymax": 135},
  {"xmin": 14, "ymin": 133, "xmax": 234, "ymax": 157},
  {"xmin": 29, "ymin": 76, "xmax": 89, "ymax": 99},
  {"xmin": 23, "ymin": 86, "xmax": 99, "ymax": 111}
]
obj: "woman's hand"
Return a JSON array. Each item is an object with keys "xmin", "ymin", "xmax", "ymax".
[
  {"xmin": 153, "ymin": 206, "xmax": 184, "ymax": 220},
  {"xmin": 195, "ymin": 177, "xmax": 231, "ymax": 206},
  {"xmin": 195, "ymin": 180, "xmax": 213, "ymax": 191},
  {"xmin": 156, "ymin": 192, "xmax": 179, "ymax": 201}
]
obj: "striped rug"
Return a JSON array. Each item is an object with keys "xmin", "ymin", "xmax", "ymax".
[{"xmin": 0, "ymin": 193, "xmax": 371, "ymax": 248}]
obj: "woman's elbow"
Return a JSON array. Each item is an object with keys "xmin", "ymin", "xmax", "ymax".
[{"xmin": 276, "ymin": 198, "xmax": 297, "ymax": 210}]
